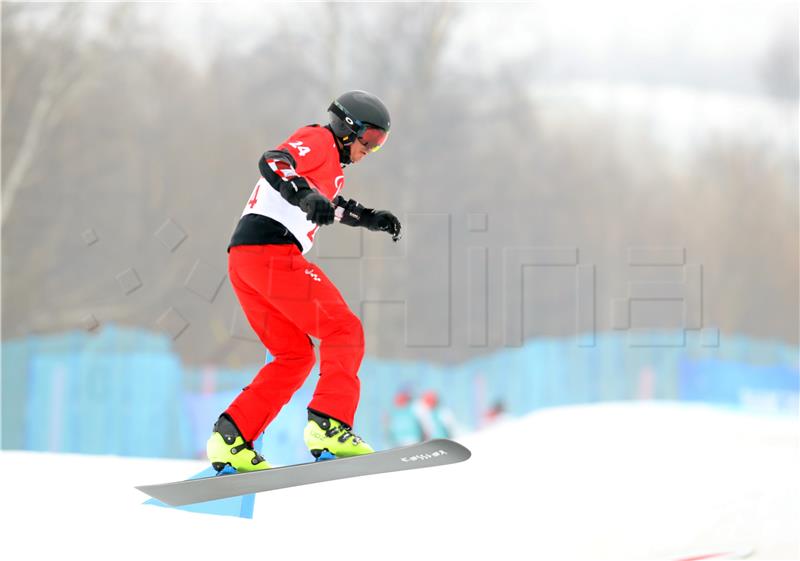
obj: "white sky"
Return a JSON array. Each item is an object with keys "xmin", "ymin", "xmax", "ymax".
[
  {"xmin": 12, "ymin": 1, "xmax": 796, "ymax": 95},
  {"xmin": 134, "ymin": 1, "xmax": 796, "ymax": 81},
  {"xmin": 9, "ymin": 1, "xmax": 797, "ymax": 158}
]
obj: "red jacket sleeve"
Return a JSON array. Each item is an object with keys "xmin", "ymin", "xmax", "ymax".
[{"xmin": 276, "ymin": 127, "xmax": 333, "ymax": 176}]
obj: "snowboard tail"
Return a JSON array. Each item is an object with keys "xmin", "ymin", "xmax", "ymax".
[{"xmin": 136, "ymin": 438, "xmax": 470, "ymax": 507}]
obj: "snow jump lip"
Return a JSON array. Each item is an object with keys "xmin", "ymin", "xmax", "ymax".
[{"xmin": 136, "ymin": 438, "xmax": 471, "ymax": 507}]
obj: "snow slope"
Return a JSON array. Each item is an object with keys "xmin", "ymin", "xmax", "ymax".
[{"xmin": 2, "ymin": 402, "xmax": 797, "ymax": 561}]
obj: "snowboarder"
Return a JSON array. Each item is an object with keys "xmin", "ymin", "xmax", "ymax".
[{"xmin": 207, "ymin": 91, "xmax": 401, "ymax": 473}]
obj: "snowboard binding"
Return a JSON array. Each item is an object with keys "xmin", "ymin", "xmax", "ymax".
[
  {"xmin": 211, "ymin": 462, "xmax": 238, "ymax": 476},
  {"xmin": 310, "ymin": 449, "xmax": 337, "ymax": 462}
]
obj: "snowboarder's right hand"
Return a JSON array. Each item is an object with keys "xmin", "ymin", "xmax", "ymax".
[{"xmin": 298, "ymin": 190, "xmax": 335, "ymax": 225}]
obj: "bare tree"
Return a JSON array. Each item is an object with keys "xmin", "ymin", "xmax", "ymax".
[{"xmin": 2, "ymin": 3, "xmax": 136, "ymax": 224}]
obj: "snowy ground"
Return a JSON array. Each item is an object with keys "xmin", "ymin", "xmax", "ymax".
[{"xmin": 2, "ymin": 402, "xmax": 798, "ymax": 561}]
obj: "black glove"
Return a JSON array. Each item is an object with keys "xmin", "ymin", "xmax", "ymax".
[
  {"xmin": 364, "ymin": 209, "xmax": 402, "ymax": 242},
  {"xmin": 298, "ymin": 190, "xmax": 335, "ymax": 225},
  {"xmin": 277, "ymin": 177, "xmax": 334, "ymax": 226},
  {"xmin": 331, "ymin": 196, "xmax": 402, "ymax": 242}
]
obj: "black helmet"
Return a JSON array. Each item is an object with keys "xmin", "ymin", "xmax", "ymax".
[{"xmin": 328, "ymin": 90, "xmax": 391, "ymax": 153}]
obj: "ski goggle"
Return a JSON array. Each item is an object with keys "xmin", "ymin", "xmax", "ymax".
[
  {"xmin": 329, "ymin": 100, "xmax": 389, "ymax": 153},
  {"xmin": 357, "ymin": 126, "xmax": 389, "ymax": 153}
]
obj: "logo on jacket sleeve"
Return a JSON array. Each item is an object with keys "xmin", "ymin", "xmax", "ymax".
[{"xmin": 305, "ymin": 268, "xmax": 321, "ymax": 282}]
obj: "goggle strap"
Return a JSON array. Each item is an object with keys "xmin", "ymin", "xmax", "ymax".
[{"xmin": 328, "ymin": 101, "xmax": 363, "ymax": 135}]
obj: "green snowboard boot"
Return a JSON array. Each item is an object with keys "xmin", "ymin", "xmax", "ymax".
[
  {"xmin": 304, "ymin": 409, "xmax": 374, "ymax": 460},
  {"xmin": 206, "ymin": 414, "xmax": 271, "ymax": 473}
]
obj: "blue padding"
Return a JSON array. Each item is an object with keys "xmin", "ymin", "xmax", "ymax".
[
  {"xmin": 678, "ymin": 358, "xmax": 799, "ymax": 414},
  {"xmin": 144, "ymin": 465, "xmax": 256, "ymax": 518},
  {"xmin": 143, "ymin": 436, "xmax": 264, "ymax": 518}
]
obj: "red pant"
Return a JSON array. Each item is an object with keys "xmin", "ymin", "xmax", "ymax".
[{"xmin": 225, "ymin": 244, "xmax": 365, "ymax": 442}]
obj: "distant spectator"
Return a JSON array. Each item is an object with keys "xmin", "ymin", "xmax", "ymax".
[
  {"xmin": 385, "ymin": 389, "xmax": 424, "ymax": 446},
  {"xmin": 415, "ymin": 390, "xmax": 458, "ymax": 440},
  {"xmin": 481, "ymin": 399, "xmax": 508, "ymax": 428}
]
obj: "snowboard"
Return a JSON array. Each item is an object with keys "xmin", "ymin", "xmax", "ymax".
[{"xmin": 136, "ymin": 438, "xmax": 470, "ymax": 507}]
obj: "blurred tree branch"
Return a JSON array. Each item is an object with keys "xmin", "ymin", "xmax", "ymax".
[
  {"xmin": 2, "ymin": 3, "xmax": 134, "ymax": 225},
  {"xmin": 1, "ymin": 3, "xmax": 796, "ymax": 364}
]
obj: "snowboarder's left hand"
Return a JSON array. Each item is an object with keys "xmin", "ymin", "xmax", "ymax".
[{"xmin": 365, "ymin": 210, "xmax": 402, "ymax": 242}]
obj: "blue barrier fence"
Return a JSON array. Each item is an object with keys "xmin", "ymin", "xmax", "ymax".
[{"xmin": 2, "ymin": 324, "xmax": 797, "ymax": 465}]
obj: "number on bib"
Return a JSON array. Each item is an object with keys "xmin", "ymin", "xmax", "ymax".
[{"xmin": 288, "ymin": 141, "xmax": 311, "ymax": 157}]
